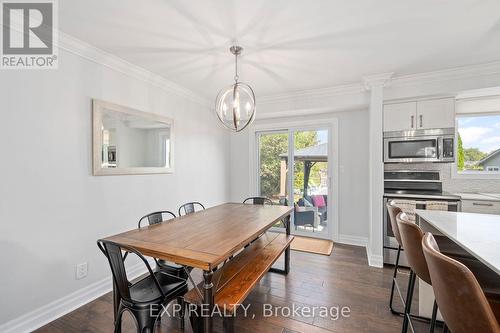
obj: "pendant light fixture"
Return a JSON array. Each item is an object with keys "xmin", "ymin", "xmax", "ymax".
[{"xmin": 215, "ymin": 45, "xmax": 256, "ymax": 132}]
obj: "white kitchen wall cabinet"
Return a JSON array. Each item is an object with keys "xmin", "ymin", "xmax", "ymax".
[
  {"xmin": 416, "ymin": 98, "xmax": 455, "ymax": 129},
  {"xmin": 383, "ymin": 101, "xmax": 417, "ymax": 132},
  {"xmin": 383, "ymin": 97, "xmax": 455, "ymax": 132}
]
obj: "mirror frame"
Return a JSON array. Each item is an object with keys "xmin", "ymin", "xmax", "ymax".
[{"xmin": 92, "ymin": 99, "xmax": 174, "ymax": 176}]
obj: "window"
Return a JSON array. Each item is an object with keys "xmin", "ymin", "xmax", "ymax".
[{"xmin": 456, "ymin": 114, "xmax": 500, "ymax": 174}]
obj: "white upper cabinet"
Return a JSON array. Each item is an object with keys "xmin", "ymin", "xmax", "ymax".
[
  {"xmin": 383, "ymin": 97, "xmax": 455, "ymax": 132},
  {"xmin": 416, "ymin": 98, "xmax": 455, "ymax": 129},
  {"xmin": 383, "ymin": 102, "xmax": 417, "ymax": 132}
]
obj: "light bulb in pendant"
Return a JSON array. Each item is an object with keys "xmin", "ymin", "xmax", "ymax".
[
  {"xmin": 245, "ymin": 101, "xmax": 251, "ymax": 116},
  {"xmin": 222, "ymin": 103, "xmax": 228, "ymax": 117}
]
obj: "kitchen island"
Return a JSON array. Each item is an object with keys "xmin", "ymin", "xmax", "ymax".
[
  {"xmin": 416, "ymin": 209, "xmax": 500, "ymax": 275},
  {"xmin": 413, "ymin": 210, "xmax": 500, "ymax": 319}
]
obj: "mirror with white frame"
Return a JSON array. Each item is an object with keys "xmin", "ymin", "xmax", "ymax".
[{"xmin": 93, "ymin": 100, "xmax": 174, "ymax": 175}]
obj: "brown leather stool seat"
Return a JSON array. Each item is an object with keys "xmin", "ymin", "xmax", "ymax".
[
  {"xmin": 397, "ymin": 213, "xmax": 500, "ymax": 333},
  {"xmin": 422, "ymin": 233, "xmax": 500, "ymax": 333},
  {"xmin": 458, "ymin": 256, "xmax": 500, "ymax": 321},
  {"xmin": 397, "ymin": 213, "xmax": 437, "ymax": 333}
]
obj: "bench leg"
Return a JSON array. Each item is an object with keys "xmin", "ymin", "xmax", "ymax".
[{"xmin": 223, "ymin": 316, "xmax": 235, "ymax": 333}]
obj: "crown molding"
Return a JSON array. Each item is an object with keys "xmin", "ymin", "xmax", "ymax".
[
  {"xmin": 258, "ymin": 60, "xmax": 500, "ymax": 106},
  {"xmin": 258, "ymin": 83, "xmax": 365, "ymax": 104},
  {"xmin": 363, "ymin": 72, "xmax": 394, "ymax": 90},
  {"xmin": 58, "ymin": 31, "xmax": 209, "ymax": 106},
  {"xmin": 391, "ymin": 60, "xmax": 500, "ymax": 87},
  {"xmin": 56, "ymin": 28, "xmax": 500, "ymax": 109}
]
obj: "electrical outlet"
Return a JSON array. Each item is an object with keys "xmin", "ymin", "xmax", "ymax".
[{"xmin": 76, "ymin": 262, "xmax": 88, "ymax": 280}]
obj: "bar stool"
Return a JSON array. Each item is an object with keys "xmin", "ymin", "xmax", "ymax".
[
  {"xmin": 398, "ymin": 214, "xmax": 500, "ymax": 333},
  {"xmin": 397, "ymin": 212, "xmax": 439, "ymax": 333},
  {"xmin": 387, "ymin": 201, "xmax": 475, "ymax": 318},
  {"xmin": 422, "ymin": 233, "xmax": 500, "ymax": 333},
  {"xmin": 386, "ymin": 202, "xmax": 406, "ymax": 315}
]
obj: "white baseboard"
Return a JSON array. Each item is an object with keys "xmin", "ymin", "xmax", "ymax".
[
  {"xmin": 0, "ymin": 261, "xmax": 150, "ymax": 333},
  {"xmin": 366, "ymin": 247, "xmax": 384, "ymax": 268},
  {"xmin": 336, "ymin": 234, "xmax": 369, "ymax": 247},
  {"xmin": 336, "ymin": 234, "xmax": 384, "ymax": 267}
]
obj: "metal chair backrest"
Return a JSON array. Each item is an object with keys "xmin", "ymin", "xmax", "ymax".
[
  {"xmin": 97, "ymin": 239, "xmax": 164, "ymax": 303},
  {"xmin": 243, "ymin": 196, "xmax": 273, "ymax": 205},
  {"xmin": 138, "ymin": 211, "xmax": 176, "ymax": 228},
  {"xmin": 178, "ymin": 202, "xmax": 205, "ymax": 216},
  {"xmin": 422, "ymin": 233, "xmax": 500, "ymax": 333}
]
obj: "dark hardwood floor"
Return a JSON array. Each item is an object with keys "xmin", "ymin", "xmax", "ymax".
[{"xmin": 35, "ymin": 244, "xmax": 425, "ymax": 333}]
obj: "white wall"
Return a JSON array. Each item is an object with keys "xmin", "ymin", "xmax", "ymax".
[
  {"xmin": 0, "ymin": 47, "xmax": 230, "ymax": 326},
  {"xmin": 229, "ymin": 110, "xmax": 370, "ymax": 242}
]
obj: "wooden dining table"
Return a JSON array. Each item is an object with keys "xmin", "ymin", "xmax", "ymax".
[{"xmin": 103, "ymin": 202, "xmax": 294, "ymax": 333}]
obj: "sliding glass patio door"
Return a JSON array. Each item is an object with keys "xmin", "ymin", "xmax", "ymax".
[
  {"xmin": 257, "ymin": 127, "xmax": 331, "ymax": 239},
  {"xmin": 257, "ymin": 131, "xmax": 289, "ymax": 205}
]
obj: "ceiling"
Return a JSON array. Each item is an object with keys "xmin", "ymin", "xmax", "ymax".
[{"xmin": 60, "ymin": 0, "xmax": 500, "ymax": 99}]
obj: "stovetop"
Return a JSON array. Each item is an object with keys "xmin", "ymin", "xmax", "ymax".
[{"xmin": 384, "ymin": 189, "xmax": 461, "ymax": 200}]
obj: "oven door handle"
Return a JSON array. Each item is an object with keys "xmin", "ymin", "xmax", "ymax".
[
  {"xmin": 437, "ymin": 137, "xmax": 443, "ymax": 160},
  {"xmin": 388, "ymin": 198, "xmax": 460, "ymax": 206},
  {"xmin": 415, "ymin": 200, "xmax": 460, "ymax": 206}
]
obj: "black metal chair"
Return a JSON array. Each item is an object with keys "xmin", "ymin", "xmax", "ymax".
[
  {"xmin": 178, "ymin": 202, "xmax": 205, "ymax": 216},
  {"xmin": 138, "ymin": 211, "xmax": 191, "ymax": 279},
  {"xmin": 138, "ymin": 211, "xmax": 176, "ymax": 228},
  {"xmin": 243, "ymin": 196, "xmax": 274, "ymax": 205},
  {"xmin": 97, "ymin": 239, "xmax": 188, "ymax": 333}
]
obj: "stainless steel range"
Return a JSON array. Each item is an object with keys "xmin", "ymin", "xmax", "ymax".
[{"xmin": 383, "ymin": 170, "xmax": 461, "ymax": 266}]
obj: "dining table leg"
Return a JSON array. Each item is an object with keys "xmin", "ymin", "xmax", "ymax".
[{"xmin": 203, "ymin": 270, "xmax": 214, "ymax": 333}]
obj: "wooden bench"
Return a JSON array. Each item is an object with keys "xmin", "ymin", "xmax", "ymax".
[{"xmin": 184, "ymin": 232, "xmax": 294, "ymax": 333}]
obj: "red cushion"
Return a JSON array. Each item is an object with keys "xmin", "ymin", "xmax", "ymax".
[{"xmin": 312, "ymin": 195, "xmax": 326, "ymax": 208}]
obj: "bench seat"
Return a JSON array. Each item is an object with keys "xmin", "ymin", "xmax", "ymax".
[{"xmin": 184, "ymin": 232, "xmax": 294, "ymax": 313}]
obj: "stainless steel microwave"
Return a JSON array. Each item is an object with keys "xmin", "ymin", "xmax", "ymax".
[{"xmin": 383, "ymin": 128, "xmax": 455, "ymax": 163}]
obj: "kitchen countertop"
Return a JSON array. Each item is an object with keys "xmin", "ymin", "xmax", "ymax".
[
  {"xmin": 416, "ymin": 209, "xmax": 500, "ymax": 275},
  {"xmin": 454, "ymin": 192, "xmax": 500, "ymax": 202}
]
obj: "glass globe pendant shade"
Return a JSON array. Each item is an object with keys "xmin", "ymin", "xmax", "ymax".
[
  {"xmin": 215, "ymin": 81, "xmax": 255, "ymax": 132},
  {"xmin": 214, "ymin": 45, "xmax": 256, "ymax": 132}
]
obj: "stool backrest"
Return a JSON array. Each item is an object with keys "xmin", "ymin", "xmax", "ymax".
[
  {"xmin": 396, "ymin": 212, "xmax": 431, "ymax": 284},
  {"xmin": 386, "ymin": 201, "xmax": 403, "ymax": 246},
  {"xmin": 422, "ymin": 233, "xmax": 500, "ymax": 333}
]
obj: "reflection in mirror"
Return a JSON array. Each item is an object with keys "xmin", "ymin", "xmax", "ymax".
[{"xmin": 93, "ymin": 100, "xmax": 174, "ymax": 175}]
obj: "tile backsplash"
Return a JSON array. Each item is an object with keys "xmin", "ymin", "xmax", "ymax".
[{"xmin": 384, "ymin": 163, "xmax": 500, "ymax": 193}]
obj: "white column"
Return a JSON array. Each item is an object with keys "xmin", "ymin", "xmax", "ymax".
[{"xmin": 363, "ymin": 73, "xmax": 393, "ymax": 268}]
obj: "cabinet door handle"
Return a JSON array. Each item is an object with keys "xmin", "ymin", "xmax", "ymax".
[
  {"xmin": 472, "ymin": 202, "xmax": 494, "ymax": 207},
  {"xmin": 411, "ymin": 116, "xmax": 414, "ymax": 129},
  {"xmin": 419, "ymin": 115, "xmax": 423, "ymax": 128}
]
